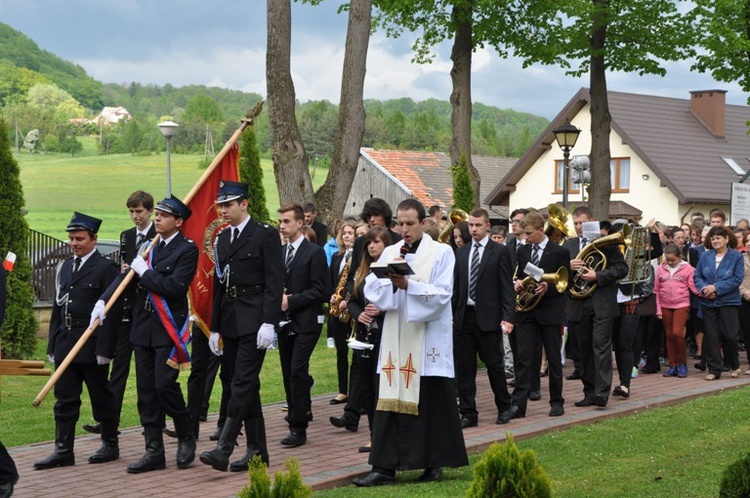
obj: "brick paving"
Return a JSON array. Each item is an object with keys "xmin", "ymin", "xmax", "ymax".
[{"xmin": 8, "ymin": 361, "xmax": 750, "ymax": 497}]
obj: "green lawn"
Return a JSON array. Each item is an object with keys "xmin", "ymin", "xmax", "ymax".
[
  {"xmin": 16, "ymin": 135, "xmax": 326, "ymax": 240},
  {"xmin": 314, "ymin": 386, "xmax": 750, "ymax": 498}
]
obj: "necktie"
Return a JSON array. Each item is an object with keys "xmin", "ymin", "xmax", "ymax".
[
  {"xmin": 158, "ymin": 241, "xmax": 166, "ymax": 254},
  {"xmin": 581, "ymin": 237, "xmax": 589, "ymax": 250},
  {"xmin": 73, "ymin": 257, "xmax": 81, "ymax": 276},
  {"xmin": 400, "ymin": 244, "xmax": 410, "ymax": 257},
  {"xmin": 469, "ymin": 243, "xmax": 481, "ymax": 301},
  {"xmin": 285, "ymin": 244, "xmax": 294, "ymax": 270},
  {"xmin": 135, "ymin": 232, "xmax": 144, "ymax": 248},
  {"xmin": 531, "ymin": 244, "xmax": 541, "ymax": 266},
  {"xmin": 232, "ymin": 227, "xmax": 240, "ymax": 244}
]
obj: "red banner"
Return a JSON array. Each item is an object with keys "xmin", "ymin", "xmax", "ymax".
[{"xmin": 181, "ymin": 143, "xmax": 240, "ymax": 337}]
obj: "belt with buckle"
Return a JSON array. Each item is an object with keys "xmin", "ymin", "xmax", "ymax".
[
  {"xmin": 226, "ymin": 285, "xmax": 265, "ymax": 298},
  {"xmin": 64, "ymin": 315, "xmax": 89, "ymax": 329}
]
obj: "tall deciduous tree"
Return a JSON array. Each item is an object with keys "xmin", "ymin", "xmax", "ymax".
[
  {"xmin": 310, "ymin": 0, "xmax": 372, "ymax": 223},
  {"xmin": 267, "ymin": 0, "xmax": 314, "ymax": 205},
  {"xmin": 0, "ymin": 116, "xmax": 38, "ymax": 358},
  {"xmin": 510, "ymin": 0, "xmax": 697, "ymax": 219}
]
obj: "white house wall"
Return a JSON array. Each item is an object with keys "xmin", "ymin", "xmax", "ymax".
[{"xmin": 510, "ymin": 105, "xmax": 682, "ymax": 225}]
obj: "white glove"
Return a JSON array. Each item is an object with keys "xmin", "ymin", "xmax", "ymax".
[
  {"xmin": 130, "ymin": 257, "xmax": 148, "ymax": 277},
  {"xmin": 209, "ymin": 332, "xmax": 222, "ymax": 356},
  {"xmin": 96, "ymin": 355, "xmax": 112, "ymax": 366},
  {"xmin": 47, "ymin": 354, "xmax": 55, "ymax": 364},
  {"xmin": 256, "ymin": 323, "xmax": 276, "ymax": 349},
  {"xmin": 90, "ymin": 300, "xmax": 106, "ymax": 328}
]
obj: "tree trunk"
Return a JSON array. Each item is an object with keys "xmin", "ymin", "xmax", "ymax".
[
  {"xmin": 588, "ymin": 0, "xmax": 612, "ymax": 222},
  {"xmin": 266, "ymin": 0, "xmax": 313, "ymax": 206},
  {"xmin": 315, "ymin": 0, "xmax": 372, "ymax": 225},
  {"xmin": 449, "ymin": 2, "xmax": 480, "ymax": 209}
]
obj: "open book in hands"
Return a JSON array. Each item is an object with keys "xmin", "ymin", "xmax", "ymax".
[{"xmin": 370, "ymin": 258, "xmax": 415, "ymax": 279}]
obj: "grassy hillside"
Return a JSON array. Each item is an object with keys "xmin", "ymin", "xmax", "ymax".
[{"xmin": 17, "ymin": 136, "xmax": 326, "ymax": 240}]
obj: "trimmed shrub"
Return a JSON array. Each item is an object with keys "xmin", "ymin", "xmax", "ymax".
[
  {"xmin": 238, "ymin": 455, "xmax": 312, "ymax": 498},
  {"xmin": 466, "ymin": 434, "xmax": 551, "ymax": 498},
  {"xmin": 720, "ymin": 452, "xmax": 750, "ymax": 498}
]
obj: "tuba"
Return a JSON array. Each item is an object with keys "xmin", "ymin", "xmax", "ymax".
[
  {"xmin": 516, "ymin": 267, "xmax": 569, "ymax": 312},
  {"xmin": 619, "ymin": 224, "xmax": 650, "ymax": 286},
  {"xmin": 544, "ymin": 204, "xmax": 575, "ymax": 243},
  {"xmin": 569, "ymin": 226, "xmax": 629, "ymax": 299},
  {"xmin": 438, "ymin": 208, "xmax": 469, "ymax": 243}
]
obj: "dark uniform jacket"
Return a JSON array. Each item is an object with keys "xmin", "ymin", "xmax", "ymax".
[
  {"xmin": 283, "ymin": 238, "xmax": 329, "ymax": 334},
  {"xmin": 119, "ymin": 224, "xmax": 156, "ymax": 319},
  {"xmin": 210, "ymin": 219, "xmax": 284, "ymax": 339},
  {"xmin": 48, "ymin": 250, "xmax": 120, "ymax": 362},
  {"xmin": 566, "ymin": 243, "xmax": 629, "ymax": 321},
  {"xmin": 103, "ymin": 232, "xmax": 198, "ymax": 348}
]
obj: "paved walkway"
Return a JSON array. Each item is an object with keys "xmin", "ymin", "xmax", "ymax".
[{"xmin": 8, "ymin": 362, "xmax": 750, "ymax": 497}]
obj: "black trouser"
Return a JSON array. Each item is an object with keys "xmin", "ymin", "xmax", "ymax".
[
  {"xmin": 0, "ymin": 442, "xmax": 18, "ymax": 486},
  {"xmin": 453, "ymin": 307, "xmax": 511, "ymax": 421},
  {"xmin": 328, "ymin": 318, "xmax": 351, "ymax": 395},
  {"xmin": 224, "ymin": 334, "xmax": 267, "ymax": 421},
  {"xmin": 54, "ymin": 361, "xmax": 116, "ymax": 423},
  {"xmin": 134, "ymin": 345, "xmax": 189, "ymax": 427},
  {"xmin": 187, "ymin": 324, "xmax": 215, "ymax": 433},
  {"xmin": 343, "ymin": 339, "xmax": 380, "ymax": 432},
  {"xmin": 565, "ymin": 321, "xmax": 582, "ymax": 374},
  {"xmin": 277, "ymin": 326, "xmax": 321, "ymax": 430},
  {"xmin": 512, "ymin": 318, "xmax": 564, "ymax": 414},
  {"xmin": 572, "ymin": 302, "xmax": 614, "ymax": 400},
  {"xmin": 702, "ymin": 305, "xmax": 740, "ymax": 376},
  {"xmin": 612, "ymin": 308, "xmax": 639, "ymax": 389},
  {"xmin": 108, "ymin": 317, "xmax": 134, "ymax": 423},
  {"xmin": 641, "ymin": 315, "xmax": 662, "ymax": 371}
]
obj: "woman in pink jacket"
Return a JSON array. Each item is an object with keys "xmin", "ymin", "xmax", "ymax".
[{"xmin": 655, "ymin": 245, "xmax": 700, "ymax": 378}]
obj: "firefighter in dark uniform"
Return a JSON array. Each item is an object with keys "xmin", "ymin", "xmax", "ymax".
[
  {"xmin": 96, "ymin": 196, "xmax": 198, "ymax": 473},
  {"xmin": 200, "ymin": 180, "xmax": 284, "ymax": 472},
  {"xmin": 34, "ymin": 212, "xmax": 121, "ymax": 470}
]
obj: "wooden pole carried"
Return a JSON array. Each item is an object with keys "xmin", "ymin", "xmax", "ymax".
[{"xmin": 32, "ymin": 103, "xmax": 264, "ymax": 407}]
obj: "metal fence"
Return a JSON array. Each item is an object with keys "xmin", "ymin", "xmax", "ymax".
[{"xmin": 27, "ymin": 229, "xmax": 121, "ymax": 304}]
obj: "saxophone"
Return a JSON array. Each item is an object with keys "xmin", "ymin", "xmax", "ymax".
[{"xmin": 329, "ymin": 254, "xmax": 352, "ymax": 323}]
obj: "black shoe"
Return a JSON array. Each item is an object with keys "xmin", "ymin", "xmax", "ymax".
[
  {"xmin": 418, "ymin": 467, "xmax": 443, "ymax": 482},
  {"xmin": 496, "ymin": 406, "xmax": 522, "ymax": 425},
  {"xmin": 528, "ymin": 391, "xmax": 542, "ymax": 401},
  {"xmin": 88, "ymin": 419, "xmax": 120, "ymax": 464},
  {"xmin": 574, "ymin": 398, "xmax": 594, "ymax": 407},
  {"xmin": 694, "ymin": 362, "xmax": 706, "ymax": 372},
  {"xmin": 34, "ymin": 420, "xmax": 76, "ymax": 470},
  {"xmin": 358, "ymin": 444, "xmax": 371, "ymax": 453},
  {"xmin": 352, "ymin": 471, "xmax": 395, "ymax": 487},
  {"xmin": 280, "ymin": 431, "xmax": 307, "ymax": 447},
  {"xmin": 199, "ymin": 417, "xmax": 243, "ymax": 472},
  {"xmin": 329, "ymin": 395, "xmax": 348, "ymax": 405},
  {"xmin": 640, "ymin": 367, "xmax": 660, "ymax": 374},
  {"xmin": 549, "ymin": 404, "xmax": 564, "ymax": 417},
  {"xmin": 174, "ymin": 417, "xmax": 196, "ymax": 469},
  {"xmin": 82, "ymin": 423, "xmax": 101, "ymax": 434},
  {"xmin": 0, "ymin": 482, "xmax": 14, "ymax": 498},
  {"xmin": 592, "ymin": 396, "xmax": 608, "ymax": 407},
  {"xmin": 566, "ymin": 371, "xmax": 582, "ymax": 381},
  {"xmin": 209, "ymin": 425, "xmax": 223, "ymax": 441},
  {"xmin": 199, "ymin": 413, "xmax": 208, "ymax": 422},
  {"xmin": 163, "ymin": 427, "xmax": 178, "ymax": 439},
  {"xmin": 721, "ymin": 365, "xmax": 731, "ymax": 372},
  {"xmin": 613, "ymin": 386, "xmax": 630, "ymax": 398},
  {"xmin": 329, "ymin": 416, "xmax": 358, "ymax": 432},
  {"xmin": 127, "ymin": 426, "xmax": 166, "ymax": 474},
  {"xmin": 460, "ymin": 417, "xmax": 478, "ymax": 429},
  {"xmin": 229, "ymin": 450, "xmax": 269, "ymax": 472}
]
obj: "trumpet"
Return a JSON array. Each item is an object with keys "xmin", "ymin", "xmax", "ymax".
[
  {"xmin": 569, "ymin": 227, "xmax": 629, "ymax": 299},
  {"xmin": 516, "ymin": 266, "xmax": 569, "ymax": 312}
]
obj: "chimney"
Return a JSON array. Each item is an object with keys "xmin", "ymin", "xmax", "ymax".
[{"xmin": 690, "ymin": 90, "xmax": 727, "ymax": 137}]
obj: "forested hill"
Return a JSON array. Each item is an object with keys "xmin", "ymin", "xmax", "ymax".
[{"xmin": 0, "ymin": 21, "xmax": 548, "ymax": 158}]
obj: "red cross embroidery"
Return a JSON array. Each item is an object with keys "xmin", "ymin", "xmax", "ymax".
[{"xmin": 399, "ymin": 353, "xmax": 417, "ymax": 389}]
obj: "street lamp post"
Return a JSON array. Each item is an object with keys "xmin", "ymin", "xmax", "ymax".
[
  {"xmin": 553, "ymin": 119, "xmax": 581, "ymax": 209},
  {"xmin": 158, "ymin": 121, "xmax": 179, "ymax": 197}
]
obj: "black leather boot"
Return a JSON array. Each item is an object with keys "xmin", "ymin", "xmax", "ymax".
[
  {"xmin": 34, "ymin": 420, "xmax": 75, "ymax": 470},
  {"xmin": 88, "ymin": 419, "xmax": 119, "ymax": 463},
  {"xmin": 127, "ymin": 426, "xmax": 166, "ymax": 474},
  {"xmin": 199, "ymin": 417, "xmax": 242, "ymax": 471},
  {"xmin": 174, "ymin": 416, "xmax": 196, "ymax": 469},
  {"xmin": 230, "ymin": 417, "xmax": 269, "ymax": 472}
]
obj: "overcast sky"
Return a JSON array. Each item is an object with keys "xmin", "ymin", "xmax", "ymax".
[{"xmin": 1, "ymin": 0, "xmax": 745, "ymax": 119}]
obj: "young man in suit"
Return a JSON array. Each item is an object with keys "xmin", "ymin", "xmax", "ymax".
[
  {"xmin": 277, "ymin": 202, "xmax": 328, "ymax": 447},
  {"xmin": 96, "ymin": 196, "xmax": 199, "ymax": 473},
  {"xmin": 199, "ymin": 181, "xmax": 283, "ymax": 471},
  {"xmin": 83, "ymin": 191, "xmax": 155, "ymax": 436},
  {"xmin": 567, "ymin": 215, "xmax": 628, "ymax": 408},
  {"xmin": 452, "ymin": 208, "xmax": 515, "ymax": 428},
  {"xmin": 511, "ymin": 212, "xmax": 571, "ymax": 418},
  {"xmin": 35, "ymin": 213, "xmax": 122, "ymax": 470},
  {"xmin": 561, "ymin": 206, "xmax": 593, "ymax": 381},
  {"xmin": 303, "ymin": 203, "xmax": 328, "ymax": 247}
]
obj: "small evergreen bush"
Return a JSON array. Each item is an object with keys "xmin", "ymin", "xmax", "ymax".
[
  {"xmin": 238, "ymin": 455, "xmax": 312, "ymax": 498},
  {"xmin": 719, "ymin": 453, "xmax": 750, "ymax": 498},
  {"xmin": 466, "ymin": 434, "xmax": 551, "ymax": 498}
]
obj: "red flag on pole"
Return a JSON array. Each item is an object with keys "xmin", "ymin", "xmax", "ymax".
[{"xmin": 181, "ymin": 143, "xmax": 240, "ymax": 337}]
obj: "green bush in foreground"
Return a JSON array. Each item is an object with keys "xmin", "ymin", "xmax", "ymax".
[
  {"xmin": 720, "ymin": 452, "xmax": 750, "ymax": 498},
  {"xmin": 238, "ymin": 455, "xmax": 312, "ymax": 498},
  {"xmin": 466, "ymin": 433, "xmax": 551, "ymax": 498}
]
